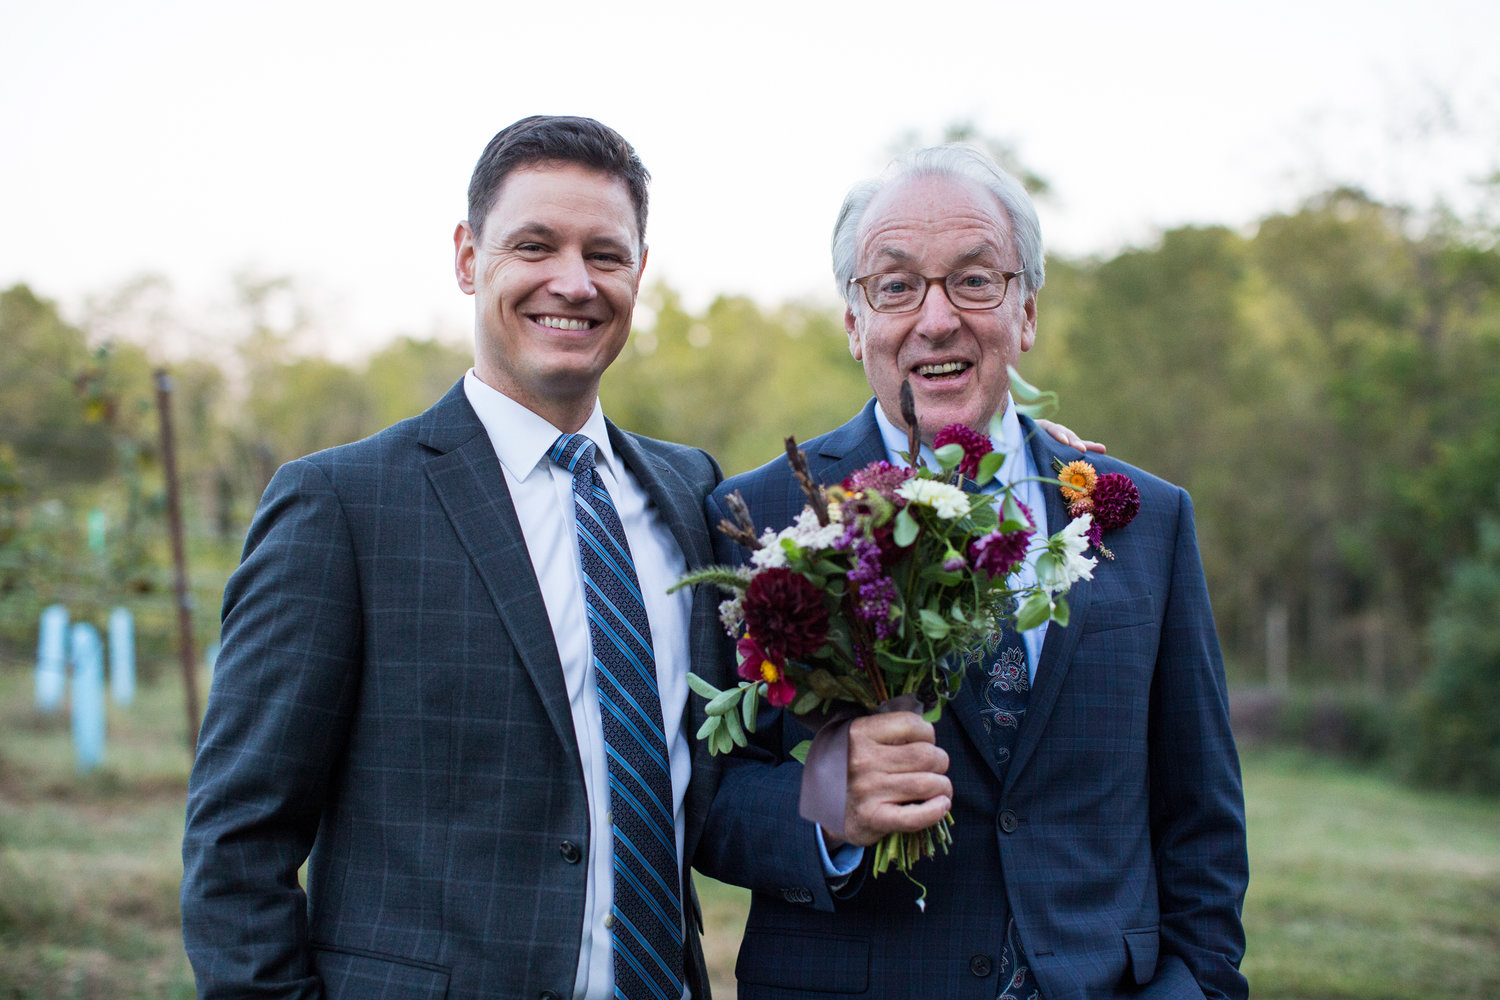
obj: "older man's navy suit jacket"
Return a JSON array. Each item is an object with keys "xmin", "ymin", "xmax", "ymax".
[
  {"xmin": 182, "ymin": 381, "xmax": 723, "ymax": 1000},
  {"xmin": 695, "ymin": 400, "xmax": 1247, "ymax": 1000}
]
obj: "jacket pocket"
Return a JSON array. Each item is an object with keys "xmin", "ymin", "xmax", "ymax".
[
  {"xmin": 736, "ymin": 928, "xmax": 869, "ymax": 994},
  {"xmin": 1122, "ymin": 926, "xmax": 1159, "ymax": 986},
  {"xmin": 1080, "ymin": 594, "xmax": 1157, "ymax": 633},
  {"xmin": 312, "ymin": 944, "xmax": 450, "ymax": 999}
]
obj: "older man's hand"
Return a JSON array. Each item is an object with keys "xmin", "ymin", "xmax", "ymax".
[
  {"xmin": 1036, "ymin": 417, "xmax": 1106, "ymax": 454},
  {"xmin": 825, "ymin": 712, "xmax": 952, "ymax": 848}
]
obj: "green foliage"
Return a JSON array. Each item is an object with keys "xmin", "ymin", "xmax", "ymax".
[
  {"xmin": 602, "ymin": 285, "xmax": 871, "ymax": 475},
  {"xmin": 1404, "ymin": 517, "xmax": 1500, "ymax": 794},
  {"xmin": 1029, "ymin": 191, "xmax": 1500, "ymax": 693}
]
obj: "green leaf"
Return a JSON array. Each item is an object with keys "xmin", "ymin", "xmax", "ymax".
[
  {"xmin": 696, "ymin": 715, "xmax": 719, "ymax": 741},
  {"xmin": 789, "ymin": 739, "xmax": 812, "ymax": 764},
  {"xmin": 894, "ymin": 507, "xmax": 919, "ymax": 547},
  {"xmin": 805, "ymin": 668, "xmax": 846, "ymax": 700},
  {"xmin": 741, "ymin": 682, "xmax": 760, "ymax": 733},
  {"xmin": 1049, "ymin": 594, "xmax": 1071, "ymax": 628},
  {"xmin": 790, "ymin": 690, "xmax": 823, "ymax": 715},
  {"xmin": 1007, "ymin": 365, "xmax": 1059, "ymax": 417},
  {"xmin": 686, "ymin": 672, "xmax": 722, "ymax": 701},
  {"xmin": 705, "ymin": 687, "xmax": 741, "ymax": 716},
  {"xmin": 1015, "ymin": 591, "xmax": 1053, "ymax": 632},
  {"xmin": 976, "ymin": 450, "xmax": 1004, "ymax": 485},
  {"xmin": 920, "ymin": 565, "xmax": 963, "ymax": 586},
  {"xmin": 918, "ymin": 609, "xmax": 952, "ymax": 639},
  {"xmin": 723, "ymin": 701, "xmax": 746, "ymax": 745},
  {"xmin": 1001, "ymin": 491, "xmax": 1027, "ymax": 528},
  {"xmin": 934, "ymin": 442, "xmax": 964, "ymax": 471}
]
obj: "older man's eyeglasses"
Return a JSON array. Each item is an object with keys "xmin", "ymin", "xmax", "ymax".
[{"xmin": 849, "ymin": 267, "xmax": 1025, "ymax": 314}]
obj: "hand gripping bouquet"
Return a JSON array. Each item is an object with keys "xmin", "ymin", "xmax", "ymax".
[{"xmin": 675, "ymin": 378, "xmax": 1111, "ymax": 890}]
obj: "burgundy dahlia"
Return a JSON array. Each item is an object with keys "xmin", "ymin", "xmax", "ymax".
[
  {"xmin": 1091, "ymin": 473, "xmax": 1141, "ymax": 532},
  {"xmin": 741, "ymin": 567, "xmax": 830, "ymax": 661},
  {"xmin": 933, "ymin": 424, "xmax": 992, "ymax": 479},
  {"xmin": 970, "ymin": 527, "xmax": 1034, "ymax": 579}
]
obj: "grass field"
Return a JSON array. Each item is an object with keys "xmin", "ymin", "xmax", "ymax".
[{"xmin": 1, "ymin": 666, "xmax": 1496, "ymax": 999}]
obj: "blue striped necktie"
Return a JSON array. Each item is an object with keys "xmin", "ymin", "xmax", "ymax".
[{"xmin": 550, "ymin": 433, "xmax": 684, "ymax": 1000}]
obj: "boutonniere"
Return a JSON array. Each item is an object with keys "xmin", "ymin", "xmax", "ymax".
[{"xmin": 1054, "ymin": 459, "xmax": 1140, "ymax": 559}]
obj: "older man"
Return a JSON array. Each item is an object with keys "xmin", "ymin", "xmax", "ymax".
[
  {"xmin": 182, "ymin": 116, "xmax": 724, "ymax": 1000},
  {"xmin": 695, "ymin": 145, "xmax": 1248, "ymax": 1000}
]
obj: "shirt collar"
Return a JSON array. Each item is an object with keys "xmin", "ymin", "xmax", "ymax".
[
  {"xmin": 872, "ymin": 394, "xmax": 1027, "ymax": 482},
  {"xmin": 462, "ymin": 370, "xmax": 616, "ymax": 480}
]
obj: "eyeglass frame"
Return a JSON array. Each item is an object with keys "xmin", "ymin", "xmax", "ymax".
[{"xmin": 848, "ymin": 266, "xmax": 1026, "ymax": 314}]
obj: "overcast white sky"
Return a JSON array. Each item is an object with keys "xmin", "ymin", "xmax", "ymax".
[{"xmin": 2, "ymin": 0, "xmax": 1496, "ymax": 358}]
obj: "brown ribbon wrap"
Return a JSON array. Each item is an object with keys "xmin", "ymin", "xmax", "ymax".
[{"xmin": 796, "ymin": 693, "xmax": 924, "ymax": 838}]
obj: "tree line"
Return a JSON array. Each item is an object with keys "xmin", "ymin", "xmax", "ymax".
[{"xmin": 3, "ymin": 183, "xmax": 1498, "ymax": 789}]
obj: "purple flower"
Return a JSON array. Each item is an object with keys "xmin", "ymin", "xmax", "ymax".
[
  {"xmin": 843, "ymin": 461, "xmax": 913, "ymax": 502},
  {"xmin": 933, "ymin": 424, "xmax": 993, "ymax": 479},
  {"xmin": 970, "ymin": 527, "xmax": 1034, "ymax": 579},
  {"xmin": 1092, "ymin": 473, "xmax": 1141, "ymax": 532}
]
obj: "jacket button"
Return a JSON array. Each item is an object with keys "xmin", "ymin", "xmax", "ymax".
[
  {"xmin": 559, "ymin": 841, "xmax": 582, "ymax": 864},
  {"xmin": 999, "ymin": 810, "xmax": 1019, "ymax": 834},
  {"xmin": 970, "ymin": 954, "xmax": 993, "ymax": 977}
]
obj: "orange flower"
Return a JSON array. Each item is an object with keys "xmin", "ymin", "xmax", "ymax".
[{"xmin": 1058, "ymin": 460, "xmax": 1098, "ymax": 502}]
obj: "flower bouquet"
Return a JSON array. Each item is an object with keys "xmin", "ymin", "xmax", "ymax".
[{"xmin": 677, "ymin": 379, "xmax": 1110, "ymax": 882}]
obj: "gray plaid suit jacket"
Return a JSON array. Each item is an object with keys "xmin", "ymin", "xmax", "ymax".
[
  {"xmin": 694, "ymin": 400, "xmax": 1248, "ymax": 1000},
  {"xmin": 182, "ymin": 381, "xmax": 724, "ymax": 1000}
]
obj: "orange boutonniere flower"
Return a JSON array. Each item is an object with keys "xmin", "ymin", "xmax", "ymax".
[
  {"xmin": 1057, "ymin": 460, "xmax": 1097, "ymax": 502},
  {"xmin": 1053, "ymin": 458, "xmax": 1140, "ymax": 559}
]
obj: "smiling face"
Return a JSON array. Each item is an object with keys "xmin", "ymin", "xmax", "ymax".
[
  {"xmin": 845, "ymin": 172, "xmax": 1037, "ymax": 445},
  {"xmin": 454, "ymin": 161, "xmax": 645, "ymax": 431}
]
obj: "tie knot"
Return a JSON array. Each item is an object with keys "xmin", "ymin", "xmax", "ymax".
[{"xmin": 549, "ymin": 433, "xmax": 598, "ymax": 474}]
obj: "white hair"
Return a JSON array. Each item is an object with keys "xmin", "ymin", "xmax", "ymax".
[{"xmin": 831, "ymin": 143, "xmax": 1045, "ymax": 310}]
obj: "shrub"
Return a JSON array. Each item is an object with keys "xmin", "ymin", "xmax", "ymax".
[{"xmin": 1403, "ymin": 518, "xmax": 1500, "ymax": 795}]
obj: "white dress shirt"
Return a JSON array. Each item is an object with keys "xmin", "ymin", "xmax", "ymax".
[{"xmin": 463, "ymin": 372, "xmax": 693, "ymax": 1000}]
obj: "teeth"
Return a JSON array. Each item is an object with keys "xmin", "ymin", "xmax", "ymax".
[
  {"xmin": 917, "ymin": 361, "xmax": 970, "ymax": 377},
  {"xmin": 535, "ymin": 316, "xmax": 594, "ymax": 331}
]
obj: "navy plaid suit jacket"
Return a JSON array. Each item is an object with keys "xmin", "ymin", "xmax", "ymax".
[
  {"xmin": 182, "ymin": 381, "xmax": 724, "ymax": 1000},
  {"xmin": 695, "ymin": 400, "xmax": 1247, "ymax": 1000}
]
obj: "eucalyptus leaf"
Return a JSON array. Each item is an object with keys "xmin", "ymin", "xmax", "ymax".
[
  {"xmin": 789, "ymin": 739, "xmax": 812, "ymax": 764},
  {"xmin": 894, "ymin": 507, "xmax": 919, "ymax": 547},
  {"xmin": 1002, "ymin": 491, "xmax": 1027, "ymax": 528},
  {"xmin": 686, "ymin": 673, "xmax": 722, "ymax": 700},
  {"xmin": 934, "ymin": 442, "xmax": 964, "ymax": 471},
  {"xmin": 724, "ymin": 701, "xmax": 746, "ymax": 745},
  {"xmin": 741, "ymin": 682, "xmax": 760, "ymax": 732},
  {"xmin": 976, "ymin": 450, "xmax": 1004, "ymax": 484}
]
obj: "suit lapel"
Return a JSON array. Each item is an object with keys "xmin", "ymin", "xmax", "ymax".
[
  {"xmin": 417, "ymin": 382, "xmax": 577, "ymax": 761},
  {"xmin": 806, "ymin": 400, "xmax": 890, "ymax": 484},
  {"xmin": 609, "ymin": 423, "xmax": 714, "ymax": 572},
  {"xmin": 1002, "ymin": 415, "xmax": 1097, "ymax": 790}
]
